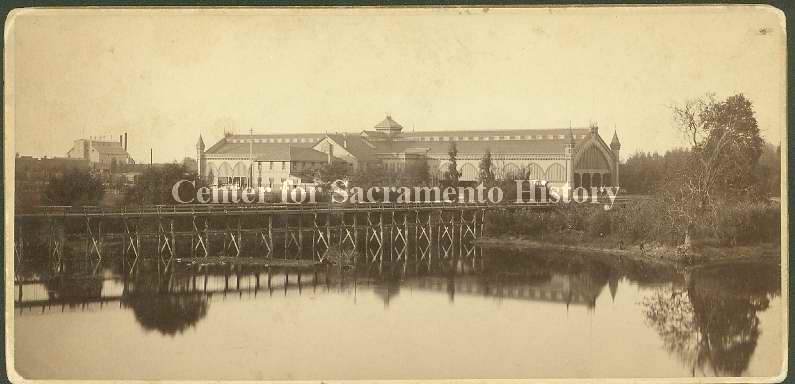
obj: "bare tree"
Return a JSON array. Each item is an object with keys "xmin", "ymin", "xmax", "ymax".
[{"xmin": 667, "ymin": 93, "xmax": 764, "ymax": 246}]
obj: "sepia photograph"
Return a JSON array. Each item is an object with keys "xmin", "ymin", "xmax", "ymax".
[{"xmin": 4, "ymin": 6, "xmax": 788, "ymax": 382}]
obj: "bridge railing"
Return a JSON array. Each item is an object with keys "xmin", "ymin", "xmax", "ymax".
[
  {"xmin": 21, "ymin": 201, "xmax": 565, "ymax": 217},
  {"xmin": 18, "ymin": 196, "xmax": 644, "ymax": 218}
]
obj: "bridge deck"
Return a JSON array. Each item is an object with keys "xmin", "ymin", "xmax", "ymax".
[
  {"xmin": 173, "ymin": 257, "xmax": 320, "ymax": 269},
  {"xmin": 14, "ymin": 199, "xmax": 636, "ymax": 218}
]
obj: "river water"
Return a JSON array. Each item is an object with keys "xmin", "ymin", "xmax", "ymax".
[{"xmin": 13, "ymin": 247, "xmax": 783, "ymax": 380}]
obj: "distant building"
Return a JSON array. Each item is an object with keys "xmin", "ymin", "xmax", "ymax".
[
  {"xmin": 197, "ymin": 134, "xmax": 334, "ymax": 188},
  {"xmin": 197, "ymin": 116, "xmax": 621, "ymax": 189},
  {"xmin": 66, "ymin": 133, "xmax": 132, "ymax": 172}
]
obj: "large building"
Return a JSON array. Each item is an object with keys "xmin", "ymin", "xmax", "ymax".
[
  {"xmin": 66, "ymin": 134, "xmax": 132, "ymax": 172},
  {"xmin": 197, "ymin": 116, "xmax": 621, "ymax": 189}
]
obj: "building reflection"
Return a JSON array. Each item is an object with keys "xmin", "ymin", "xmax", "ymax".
[
  {"xmin": 15, "ymin": 241, "xmax": 781, "ymax": 376},
  {"xmin": 641, "ymin": 263, "xmax": 780, "ymax": 377}
]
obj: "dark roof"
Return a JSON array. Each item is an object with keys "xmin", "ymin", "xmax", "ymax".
[
  {"xmin": 374, "ymin": 116, "xmax": 403, "ymax": 131},
  {"xmin": 205, "ymin": 127, "xmax": 605, "ymax": 158},
  {"xmin": 289, "ymin": 147, "xmax": 330, "ymax": 162},
  {"xmin": 249, "ymin": 146, "xmax": 330, "ymax": 162},
  {"xmin": 323, "ymin": 134, "xmax": 377, "ymax": 160}
]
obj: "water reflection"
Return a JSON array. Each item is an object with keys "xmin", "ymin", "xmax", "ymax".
[
  {"xmin": 13, "ymin": 244, "xmax": 782, "ymax": 379},
  {"xmin": 641, "ymin": 263, "xmax": 780, "ymax": 377},
  {"xmin": 121, "ymin": 269, "xmax": 209, "ymax": 336}
]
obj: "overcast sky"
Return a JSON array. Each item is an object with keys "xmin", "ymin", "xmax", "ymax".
[{"xmin": 8, "ymin": 6, "xmax": 785, "ymax": 163}]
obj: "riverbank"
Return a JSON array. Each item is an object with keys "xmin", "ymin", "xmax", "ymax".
[{"xmin": 475, "ymin": 235, "xmax": 782, "ymax": 270}]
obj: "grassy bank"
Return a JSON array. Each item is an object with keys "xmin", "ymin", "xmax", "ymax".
[{"xmin": 480, "ymin": 199, "xmax": 781, "ymax": 266}]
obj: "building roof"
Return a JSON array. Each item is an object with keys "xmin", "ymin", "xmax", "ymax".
[
  {"xmin": 249, "ymin": 146, "xmax": 331, "ymax": 162},
  {"xmin": 323, "ymin": 133, "xmax": 378, "ymax": 160},
  {"xmin": 610, "ymin": 131, "xmax": 621, "ymax": 150},
  {"xmin": 90, "ymin": 141, "xmax": 129, "ymax": 156},
  {"xmin": 203, "ymin": 126, "xmax": 607, "ymax": 159},
  {"xmin": 371, "ymin": 128, "xmax": 591, "ymax": 155},
  {"xmin": 374, "ymin": 115, "xmax": 403, "ymax": 132},
  {"xmin": 16, "ymin": 156, "xmax": 90, "ymax": 170},
  {"xmin": 205, "ymin": 134, "xmax": 324, "ymax": 154}
]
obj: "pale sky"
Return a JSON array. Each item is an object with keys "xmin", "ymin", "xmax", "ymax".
[{"xmin": 7, "ymin": 6, "xmax": 786, "ymax": 163}]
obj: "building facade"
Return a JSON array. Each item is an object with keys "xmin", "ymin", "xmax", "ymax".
[
  {"xmin": 199, "ymin": 133, "xmax": 332, "ymax": 188},
  {"xmin": 66, "ymin": 134, "xmax": 132, "ymax": 172},
  {"xmin": 197, "ymin": 116, "xmax": 621, "ymax": 190}
]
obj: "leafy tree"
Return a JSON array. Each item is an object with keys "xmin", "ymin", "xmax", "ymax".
[
  {"xmin": 620, "ymin": 149, "xmax": 691, "ymax": 194},
  {"xmin": 319, "ymin": 161, "xmax": 351, "ymax": 182},
  {"xmin": 666, "ymin": 93, "xmax": 766, "ymax": 245},
  {"xmin": 406, "ymin": 158, "xmax": 430, "ymax": 186},
  {"xmin": 750, "ymin": 142, "xmax": 780, "ymax": 197},
  {"xmin": 672, "ymin": 93, "xmax": 764, "ymax": 202},
  {"xmin": 182, "ymin": 157, "xmax": 198, "ymax": 172},
  {"xmin": 124, "ymin": 164, "xmax": 195, "ymax": 205},
  {"xmin": 443, "ymin": 142, "xmax": 460, "ymax": 188},
  {"xmin": 478, "ymin": 149, "xmax": 495, "ymax": 186},
  {"xmin": 351, "ymin": 162, "xmax": 387, "ymax": 188},
  {"xmin": 44, "ymin": 168, "xmax": 105, "ymax": 206}
]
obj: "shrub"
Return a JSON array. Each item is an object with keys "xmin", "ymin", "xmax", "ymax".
[
  {"xmin": 44, "ymin": 168, "xmax": 104, "ymax": 206},
  {"xmin": 713, "ymin": 201, "xmax": 780, "ymax": 245},
  {"xmin": 585, "ymin": 209, "xmax": 612, "ymax": 238},
  {"xmin": 482, "ymin": 198, "xmax": 780, "ymax": 247}
]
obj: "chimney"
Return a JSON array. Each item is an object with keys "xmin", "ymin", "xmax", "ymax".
[
  {"xmin": 343, "ymin": 133, "xmax": 348, "ymax": 149},
  {"xmin": 327, "ymin": 144, "xmax": 334, "ymax": 165},
  {"xmin": 124, "ymin": 132, "xmax": 128, "ymax": 151},
  {"xmin": 119, "ymin": 135, "xmax": 123, "ymax": 146},
  {"xmin": 590, "ymin": 122, "xmax": 599, "ymax": 135}
]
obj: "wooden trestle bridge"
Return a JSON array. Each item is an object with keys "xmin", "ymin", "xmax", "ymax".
[{"xmin": 14, "ymin": 202, "xmax": 558, "ymax": 276}]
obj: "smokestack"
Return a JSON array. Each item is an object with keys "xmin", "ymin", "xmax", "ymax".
[
  {"xmin": 343, "ymin": 133, "xmax": 348, "ymax": 149},
  {"xmin": 124, "ymin": 132, "xmax": 128, "ymax": 151},
  {"xmin": 327, "ymin": 144, "xmax": 333, "ymax": 165},
  {"xmin": 119, "ymin": 135, "xmax": 123, "ymax": 146},
  {"xmin": 150, "ymin": 148, "xmax": 153, "ymax": 167}
]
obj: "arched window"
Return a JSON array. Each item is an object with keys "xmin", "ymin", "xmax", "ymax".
[
  {"xmin": 603, "ymin": 173, "xmax": 611, "ymax": 186},
  {"xmin": 438, "ymin": 161, "xmax": 451, "ymax": 178},
  {"xmin": 217, "ymin": 162, "xmax": 233, "ymax": 186},
  {"xmin": 503, "ymin": 163, "xmax": 522, "ymax": 180},
  {"xmin": 459, "ymin": 163, "xmax": 478, "ymax": 181},
  {"xmin": 527, "ymin": 163, "xmax": 545, "ymax": 180},
  {"xmin": 574, "ymin": 173, "xmax": 581, "ymax": 188},
  {"xmin": 546, "ymin": 163, "xmax": 566, "ymax": 182},
  {"xmin": 232, "ymin": 162, "xmax": 248, "ymax": 177}
]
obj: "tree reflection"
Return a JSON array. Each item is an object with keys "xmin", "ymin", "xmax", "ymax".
[
  {"xmin": 44, "ymin": 276, "xmax": 103, "ymax": 302},
  {"xmin": 122, "ymin": 269, "xmax": 209, "ymax": 336},
  {"xmin": 641, "ymin": 263, "xmax": 779, "ymax": 376}
]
